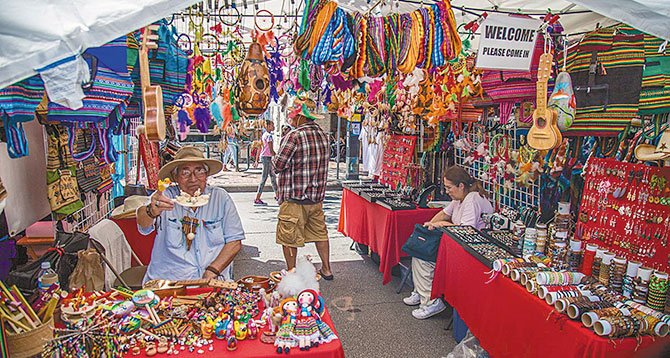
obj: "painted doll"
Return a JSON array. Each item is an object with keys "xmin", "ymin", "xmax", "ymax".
[
  {"xmin": 294, "ymin": 289, "xmax": 322, "ymax": 350},
  {"xmin": 274, "ymin": 297, "xmax": 298, "ymax": 354}
]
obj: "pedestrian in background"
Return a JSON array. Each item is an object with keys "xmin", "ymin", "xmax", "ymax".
[{"xmin": 254, "ymin": 119, "xmax": 278, "ymax": 205}]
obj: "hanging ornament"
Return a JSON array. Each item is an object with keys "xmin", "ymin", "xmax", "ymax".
[
  {"xmin": 236, "ymin": 39, "xmax": 271, "ymax": 116},
  {"xmin": 181, "ymin": 216, "xmax": 200, "ymax": 251}
]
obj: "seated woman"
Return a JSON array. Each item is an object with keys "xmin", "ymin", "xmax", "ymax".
[{"xmin": 404, "ymin": 166, "xmax": 493, "ymax": 319}]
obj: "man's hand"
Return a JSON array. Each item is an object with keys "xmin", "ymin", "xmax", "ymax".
[
  {"xmin": 148, "ymin": 191, "xmax": 175, "ymax": 216},
  {"xmin": 202, "ymin": 270, "xmax": 218, "ymax": 280}
]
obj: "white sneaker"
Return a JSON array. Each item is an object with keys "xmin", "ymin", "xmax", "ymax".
[
  {"xmin": 412, "ymin": 300, "xmax": 447, "ymax": 319},
  {"xmin": 403, "ymin": 291, "xmax": 421, "ymax": 306}
]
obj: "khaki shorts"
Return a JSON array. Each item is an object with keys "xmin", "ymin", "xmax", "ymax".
[{"xmin": 276, "ymin": 201, "xmax": 328, "ymax": 247}]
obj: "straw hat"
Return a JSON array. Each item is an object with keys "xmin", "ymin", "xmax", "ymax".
[
  {"xmin": 111, "ymin": 195, "xmax": 150, "ymax": 219},
  {"xmin": 157, "ymin": 146, "xmax": 223, "ymax": 181},
  {"xmin": 288, "ymin": 97, "xmax": 324, "ymax": 121},
  {"xmin": 656, "ymin": 129, "xmax": 670, "ymax": 154},
  {"xmin": 635, "ymin": 144, "xmax": 670, "ymax": 162}
]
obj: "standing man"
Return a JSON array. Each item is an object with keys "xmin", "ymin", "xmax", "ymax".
[
  {"xmin": 254, "ymin": 120, "xmax": 278, "ymax": 205},
  {"xmin": 273, "ymin": 98, "xmax": 333, "ymax": 280}
]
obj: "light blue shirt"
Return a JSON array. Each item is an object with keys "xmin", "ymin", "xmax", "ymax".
[{"xmin": 139, "ymin": 185, "xmax": 245, "ymax": 283}]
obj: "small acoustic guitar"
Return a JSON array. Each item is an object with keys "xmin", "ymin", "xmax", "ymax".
[
  {"xmin": 528, "ymin": 52, "xmax": 562, "ymax": 151},
  {"xmin": 139, "ymin": 25, "xmax": 166, "ymax": 141},
  {"xmin": 143, "ymin": 278, "xmax": 238, "ymax": 298}
]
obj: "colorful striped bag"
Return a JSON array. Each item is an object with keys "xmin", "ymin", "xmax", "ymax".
[
  {"xmin": 47, "ymin": 37, "xmax": 133, "ymax": 163},
  {"xmin": 638, "ymin": 33, "xmax": 670, "ymax": 115},
  {"xmin": 565, "ymin": 26, "xmax": 644, "ymax": 136},
  {"xmin": 0, "ymin": 75, "xmax": 45, "ymax": 158},
  {"xmin": 480, "ymin": 33, "xmax": 548, "ymax": 124}
]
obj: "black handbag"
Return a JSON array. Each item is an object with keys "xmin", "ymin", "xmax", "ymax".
[
  {"xmin": 402, "ymin": 224, "xmax": 443, "ymax": 262},
  {"xmin": 7, "ymin": 222, "xmax": 89, "ymax": 294}
]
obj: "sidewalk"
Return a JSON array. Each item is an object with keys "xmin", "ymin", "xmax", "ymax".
[{"xmin": 209, "ymin": 160, "xmax": 353, "ymax": 192}]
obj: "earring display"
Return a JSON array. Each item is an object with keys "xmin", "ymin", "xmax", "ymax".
[
  {"xmin": 577, "ymin": 158, "xmax": 670, "ymax": 272},
  {"xmin": 380, "ymin": 135, "xmax": 417, "ymax": 190}
]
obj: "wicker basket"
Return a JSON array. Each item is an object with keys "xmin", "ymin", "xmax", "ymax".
[{"xmin": 7, "ymin": 317, "xmax": 54, "ymax": 358}]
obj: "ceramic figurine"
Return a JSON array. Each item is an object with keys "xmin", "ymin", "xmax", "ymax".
[
  {"xmin": 248, "ymin": 319, "xmax": 258, "ymax": 339},
  {"xmin": 227, "ymin": 336, "xmax": 238, "ymax": 351},
  {"xmin": 145, "ymin": 342, "xmax": 157, "ymax": 356},
  {"xmin": 200, "ymin": 320, "xmax": 214, "ymax": 340},
  {"xmin": 214, "ymin": 317, "xmax": 229, "ymax": 339},
  {"xmin": 157, "ymin": 338, "xmax": 169, "ymax": 354},
  {"xmin": 274, "ymin": 297, "xmax": 298, "ymax": 354},
  {"xmin": 234, "ymin": 320, "xmax": 248, "ymax": 340}
]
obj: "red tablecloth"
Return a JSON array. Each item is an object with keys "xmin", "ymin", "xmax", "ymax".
[
  {"xmin": 113, "ymin": 218, "xmax": 156, "ymax": 266},
  {"xmin": 431, "ymin": 234, "xmax": 669, "ymax": 358},
  {"xmin": 127, "ymin": 288, "xmax": 344, "ymax": 358},
  {"xmin": 337, "ymin": 188, "xmax": 441, "ymax": 284}
]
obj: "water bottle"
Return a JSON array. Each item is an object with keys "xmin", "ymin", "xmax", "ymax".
[{"xmin": 37, "ymin": 262, "xmax": 59, "ymax": 293}]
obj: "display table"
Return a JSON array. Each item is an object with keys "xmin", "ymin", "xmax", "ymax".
[
  {"xmin": 127, "ymin": 309, "xmax": 344, "ymax": 357},
  {"xmin": 338, "ymin": 188, "xmax": 441, "ymax": 284},
  {"xmin": 431, "ymin": 233, "xmax": 669, "ymax": 358}
]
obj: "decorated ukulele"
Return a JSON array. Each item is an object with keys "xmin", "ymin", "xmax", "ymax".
[
  {"xmin": 528, "ymin": 52, "xmax": 562, "ymax": 151},
  {"xmin": 139, "ymin": 25, "xmax": 166, "ymax": 141}
]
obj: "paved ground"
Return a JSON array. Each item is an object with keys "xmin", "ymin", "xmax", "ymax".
[
  {"xmin": 209, "ymin": 160, "xmax": 347, "ymax": 192},
  {"xmin": 228, "ymin": 190, "xmax": 457, "ymax": 357}
]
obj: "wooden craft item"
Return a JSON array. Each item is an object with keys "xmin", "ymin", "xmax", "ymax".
[
  {"xmin": 528, "ymin": 52, "xmax": 562, "ymax": 150},
  {"xmin": 139, "ymin": 25, "xmax": 166, "ymax": 141}
]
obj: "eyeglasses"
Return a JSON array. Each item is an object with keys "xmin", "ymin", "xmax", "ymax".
[{"xmin": 179, "ymin": 167, "xmax": 208, "ymax": 179}]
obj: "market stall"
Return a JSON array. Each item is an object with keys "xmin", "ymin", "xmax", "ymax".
[
  {"xmin": 431, "ymin": 233, "xmax": 667, "ymax": 357},
  {"xmin": 338, "ymin": 187, "xmax": 441, "ymax": 284},
  {"xmin": 1, "ymin": 0, "xmax": 670, "ymax": 356}
]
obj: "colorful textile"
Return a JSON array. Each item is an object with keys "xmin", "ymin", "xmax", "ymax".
[{"xmin": 566, "ymin": 26, "xmax": 644, "ymax": 136}]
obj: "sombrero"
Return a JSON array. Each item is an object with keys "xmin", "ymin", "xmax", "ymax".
[
  {"xmin": 635, "ymin": 143, "xmax": 670, "ymax": 162},
  {"xmin": 157, "ymin": 146, "xmax": 223, "ymax": 180},
  {"xmin": 111, "ymin": 195, "xmax": 150, "ymax": 219}
]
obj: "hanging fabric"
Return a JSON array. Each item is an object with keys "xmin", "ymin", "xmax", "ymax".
[
  {"xmin": 566, "ymin": 25, "xmax": 645, "ymax": 136},
  {"xmin": 0, "ymin": 76, "xmax": 44, "ymax": 158}
]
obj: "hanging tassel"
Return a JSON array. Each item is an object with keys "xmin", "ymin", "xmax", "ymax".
[
  {"xmin": 298, "ymin": 60, "xmax": 310, "ymax": 91},
  {"xmin": 231, "ymin": 106, "xmax": 240, "ymax": 122},
  {"xmin": 222, "ymin": 103, "xmax": 233, "ymax": 129},
  {"xmin": 193, "ymin": 106, "xmax": 211, "ymax": 133},
  {"xmin": 177, "ymin": 109, "xmax": 192, "ymax": 134}
]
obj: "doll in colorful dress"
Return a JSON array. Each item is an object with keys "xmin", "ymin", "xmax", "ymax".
[
  {"xmin": 274, "ymin": 298, "xmax": 298, "ymax": 354},
  {"xmin": 298, "ymin": 289, "xmax": 338, "ymax": 344},
  {"xmin": 294, "ymin": 289, "xmax": 322, "ymax": 350}
]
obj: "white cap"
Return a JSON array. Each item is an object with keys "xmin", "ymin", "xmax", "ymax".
[{"xmin": 41, "ymin": 262, "xmax": 51, "ymax": 269}]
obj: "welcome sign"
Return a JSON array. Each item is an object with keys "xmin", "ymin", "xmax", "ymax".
[{"xmin": 476, "ymin": 14, "xmax": 542, "ymax": 71}]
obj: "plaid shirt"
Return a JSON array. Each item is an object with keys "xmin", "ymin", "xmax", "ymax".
[{"xmin": 273, "ymin": 121, "xmax": 330, "ymax": 204}]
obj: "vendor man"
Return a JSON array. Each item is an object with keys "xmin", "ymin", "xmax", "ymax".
[{"xmin": 136, "ymin": 146, "xmax": 244, "ymax": 283}]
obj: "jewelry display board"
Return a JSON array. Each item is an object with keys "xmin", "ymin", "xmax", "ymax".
[
  {"xmin": 440, "ymin": 226, "xmax": 520, "ymax": 268},
  {"xmin": 577, "ymin": 157, "xmax": 670, "ymax": 271},
  {"xmin": 380, "ymin": 135, "xmax": 417, "ymax": 190},
  {"xmin": 454, "ymin": 116, "xmax": 541, "ymax": 212}
]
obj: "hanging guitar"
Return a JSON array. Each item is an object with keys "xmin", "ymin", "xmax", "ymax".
[
  {"xmin": 139, "ymin": 25, "xmax": 166, "ymax": 141},
  {"xmin": 528, "ymin": 52, "xmax": 562, "ymax": 150}
]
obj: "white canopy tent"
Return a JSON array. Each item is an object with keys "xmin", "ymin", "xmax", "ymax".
[{"xmin": 0, "ymin": 0, "xmax": 668, "ymax": 89}]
